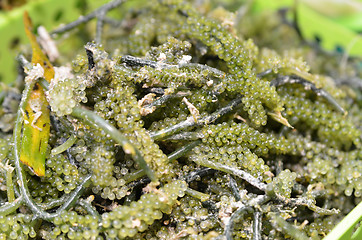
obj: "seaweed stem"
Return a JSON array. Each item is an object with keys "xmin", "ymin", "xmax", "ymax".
[
  {"xmin": 0, "ymin": 161, "xmax": 16, "ymax": 202},
  {"xmin": 124, "ymin": 169, "xmax": 146, "ymax": 184},
  {"xmin": 0, "ymin": 196, "xmax": 23, "ymax": 216},
  {"xmin": 49, "ymin": 114, "xmax": 77, "ymax": 165},
  {"xmin": 17, "ymin": 54, "xmax": 32, "ymax": 70},
  {"xmin": 275, "ymin": 194, "xmax": 340, "ymax": 215},
  {"xmin": 124, "ymin": 141, "xmax": 201, "ymax": 184},
  {"xmin": 271, "ymin": 75, "xmax": 346, "ymax": 115},
  {"xmin": 185, "ymin": 187, "xmax": 210, "ymax": 201},
  {"xmin": 150, "ymin": 97, "xmax": 242, "ymax": 140},
  {"xmin": 51, "ymin": 134, "xmax": 77, "ymax": 155},
  {"xmin": 168, "ymin": 140, "xmax": 201, "ymax": 162},
  {"xmin": 270, "ymin": 213, "xmax": 309, "ymax": 240},
  {"xmin": 77, "ymin": 198, "xmax": 100, "ymax": 219},
  {"xmin": 225, "ymin": 195, "xmax": 268, "ymax": 240},
  {"xmin": 120, "ymin": 55, "xmax": 225, "ymax": 77},
  {"xmin": 39, "ymin": 193, "xmax": 69, "ymax": 210},
  {"xmin": 193, "ymin": 157, "xmax": 267, "ymax": 191},
  {"xmin": 225, "ymin": 204, "xmax": 252, "ymax": 240},
  {"xmin": 95, "ymin": 10, "xmax": 106, "ymax": 44},
  {"xmin": 71, "ymin": 107, "xmax": 157, "ymax": 182},
  {"xmin": 51, "ymin": 0, "xmax": 127, "ymax": 35},
  {"xmin": 103, "ymin": 16, "xmax": 123, "ymax": 27},
  {"xmin": 56, "ymin": 174, "xmax": 92, "ymax": 213},
  {"xmin": 6, "ymin": 167, "xmax": 15, "ymax": 202},
  {"xmin": 144, "ymin": 91, "xmax": 191, "ymax": 110},
  {"xmin": 164, "ymin": 132, "xmax": 203, "ymax": 141},
  {"xmin": 256, "ymin": 69, "xmax": 273, "ymax": 78},
  {"xmin": 184, "ymin": 167, "xmax": 216, "ymax": 183},
  {"xmin": 252, "ymin": 210, "xmax": 262, "ymax": 240},
  {"xmin": 229, "ymin": 176, "xmax": 241, "ymax": 201}
]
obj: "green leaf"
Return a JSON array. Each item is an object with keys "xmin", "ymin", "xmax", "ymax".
[{"xmin": 323, "ymin": 201, "xmax": 362, "ymax": 240}]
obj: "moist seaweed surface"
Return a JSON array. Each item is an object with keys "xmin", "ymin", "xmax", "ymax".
[{"xmin": 0, "ymin": 0, "xmax": 361, "ymax": 239}]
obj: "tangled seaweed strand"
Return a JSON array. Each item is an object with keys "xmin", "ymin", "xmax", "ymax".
[{"xmin": 0, "ymin": 0, "xmax": 361, "ymax": 239}]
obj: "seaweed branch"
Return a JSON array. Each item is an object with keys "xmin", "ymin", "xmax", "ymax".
[
  {"xmin": 192, "ymin": 157, "xmax": 267, "ymax": 191},
  {"xmin": 271, "ymin": 75, "xmax": 346, "ymax": 115},
  {"xmin": 252, "ymin": 210, "xmax": 262, "ymax": 240},
  {"xmin": 143, "ymin": 91, "xmax": 191, "ymax": 110},
  {"xmin": 274, "ymin": 194, "xmax": 340, "ymax": 215},
  {"xmin": 224, "ymin": 195, "xmax": 268, "ymax": 240},
  {"xmin": 120, "ymin": 55, "xmax": 226, "ymax": 77},
  {"xmin": 38, "ymin": 77, "xmax": 157, "ymax": 182},
  {"xmin": 150, "ymin": 97, "xmax": 242, "ymax": 140},
  {"xmin": 0, "ymin": 161, "xmax": 15, "ymax": 202},
  {"xmin": 51, "ymin": 134, "xmax": 77, "ymax": 155},
  {"xmin": 229, "ymin": 176, "xmax": 241, "ymax": 201},
  {"xmin": 71, "ymin": 107, "xmax": 157, "ymax": 182},
  {"xmin": 270, "ymin": 213, "xmax": 309, "ymax": 240},
  {"xmin": 167, "ymin": 140, "xmax": 201, "ymax": 162},
  {"xmin": 163, "ymin": 132, "xmax": 203, "ymax": 141},
  {"xmin": 0, "ymin": 196, "xmax": 23, "ymax": 216},
  {"xmin": 225, "ymin": 205, "xmax": 252, "ymax": 240},
  {"xmin": 51, "ymin": 0, "xmax": 127, "ymax": 36},
  {"xmin": 77, "ymin": 197, "xmax": 100, "ymax": 219},
  {"xmin": 13, "ymin": 74, "xmax": 91, "ymax": 220},
  {"xmin": 39, "ymin": 193, "xmax": 69, "ymax": 211}
]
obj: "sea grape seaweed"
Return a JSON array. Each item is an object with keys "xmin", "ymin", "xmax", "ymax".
[{"xmin": 0, "ymin": 0, "xmax": 361, "ymax": 239}]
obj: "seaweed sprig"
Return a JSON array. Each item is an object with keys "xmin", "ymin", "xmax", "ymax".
[{"xmin": 0, "ymin": 0, "xmax": 361, "ymax": 239}]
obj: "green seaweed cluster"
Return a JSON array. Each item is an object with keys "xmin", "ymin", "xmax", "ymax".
[{"xmin": 0, "ymin": 0, "xmax": 361, "ymax": 239}]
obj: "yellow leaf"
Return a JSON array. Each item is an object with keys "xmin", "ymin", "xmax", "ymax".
[
  {"xmin": 23, "ymin": 11, "xmax": 54, "ymax": 81},
  {"xmin": 20, "ymin": 12, "xmax": 53, "ymax": 176},
  {"xmin": 268, "ymin": 111, "xmax": 294, "ymax": 129},
  {"xmin": 20, "ymin": 87, "xmax": 50, "ymax": 176}
]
